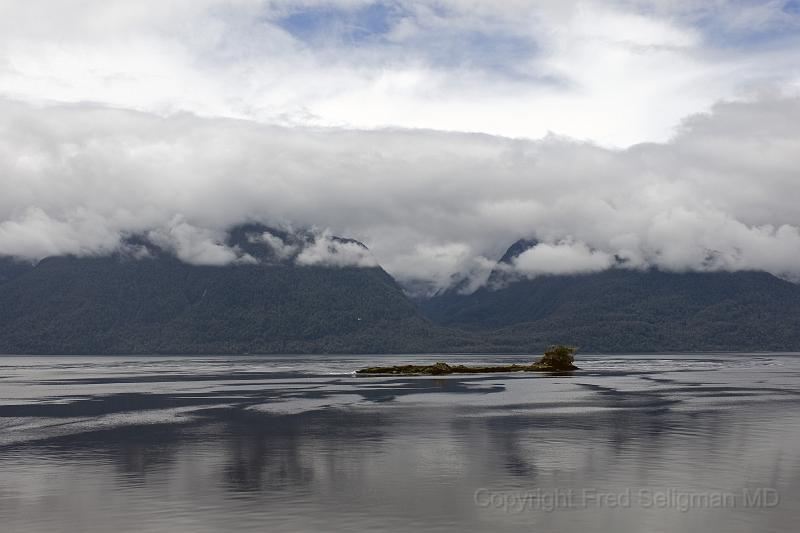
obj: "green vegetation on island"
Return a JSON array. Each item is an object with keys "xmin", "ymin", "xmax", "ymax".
[{"xmin": 356, "ymin": 345, "xmax": 578, "ymax": 375}]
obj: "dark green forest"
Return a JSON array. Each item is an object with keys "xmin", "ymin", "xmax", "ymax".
[
  {"xmin": 421, "ymin": 267, "xmax": 800, "ymax": 352},
  {"xmin": 2, "ymin": 234, "xmax": 800, "ymax": 354}
]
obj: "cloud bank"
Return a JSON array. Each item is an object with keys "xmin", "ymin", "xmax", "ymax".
[
  {"xmin": 295, "ymin": 231, "xmax": 377, "ymax": 268},
  {"xmin": 1, "ymin": 96, "xmax": 800, "ymax": 291},
  {"xmin": 1, "ymin": 0, "xmax": 800, "ymax": 292},
  {"xmin": 1, "ymin": 0, "xmax": 799, "ymax": 146},
  {"xmin": 511, "ymin": 241, "xmax": 615, "ymax": 278}
]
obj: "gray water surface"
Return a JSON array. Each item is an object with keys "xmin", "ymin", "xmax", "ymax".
[{"xmin": 1, "ymin": 353, "xmax": 799, "ymax": 532}]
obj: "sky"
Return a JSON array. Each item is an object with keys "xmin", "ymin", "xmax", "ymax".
[{"xmin": 1, "ymin": 0, "xmax": 799, "ymax": 292}]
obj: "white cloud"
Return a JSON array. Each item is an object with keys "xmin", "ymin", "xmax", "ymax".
[
  {"xmin": 0, "ymin": 207, "xmax": 120, "ymax": 259},
  {"xmin": 295, "ymin": 230, "xmax": 377, "ymax": 268},
  {"xmin": 1, "ymin": 96, "xmax": 800, "ymax": 289},
  {"xmin": 250, "ymin": 231, "xmax": 299, "ymax": 260},
  {"xmin": 0, "ymin": 0, "xmax": 797, "ymax": 146},
  {"xmin": 511, "ymin": 240, "xmax": 615, "ymax": 278},
  {"xmin": 146, "ymin": 218, "xmax": 254, "ymax": 266},
  {"xmin": 1, "ymin": 1, "xmax": 800, "ymax": 290}
]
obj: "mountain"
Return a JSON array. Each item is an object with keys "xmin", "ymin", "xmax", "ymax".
[
  {"xmin": 4, "ymin": 231, "xmax": 800, "ymax": 355},
  {"xmin": 0, "ymin": 256, "xmax": 33, "ymax": 284},
  {"xmin": 418, "ymin": 239, "xmax": 800, "ymax": 352},
  {"xmin": 0, "ymin": 225, "xmax": 498, "ymax": 355}
]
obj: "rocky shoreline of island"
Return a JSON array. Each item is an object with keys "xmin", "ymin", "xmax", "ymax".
[{"xmin": 356, "ymin": 345, "xmax": 579, "ymax": 375}]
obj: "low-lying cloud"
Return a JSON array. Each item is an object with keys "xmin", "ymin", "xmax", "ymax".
[
  {"xmin": 295, "ymin": 231, "xmax": 377, "ymax": 268},
  {"xmin": 510, "ymin": 241, "xmax": 615, "ymax": 278},
  {"xmin": 147, "ymin": 217, "xmax": 257, "ymax": 266},
  {"xmin": 1, "ymin": 95, "xmax": 800, "ymax": 291},
  {"xmin": 250, "ymin": 231, "xmax": 298, "ymax": 261}
]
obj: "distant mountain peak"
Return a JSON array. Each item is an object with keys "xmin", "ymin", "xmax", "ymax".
[
  {"xmin": 227, "ymin": 223, "xmax": 307, "ymax": 263},
  {"xmin": 498, "ymin": 238, "xmax": 539, "ymax": 264},
  {"xmin": 487, "ymin": 238, "xmax": 539, "ymax": 287},
  {"xmin": 328, "ymin": 236, "xmax": 369, "ymax": 250}
]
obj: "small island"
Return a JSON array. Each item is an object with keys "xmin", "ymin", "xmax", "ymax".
[{"xmin": 356, "ymin": 345, "xmax": 579, "ymax": 375}]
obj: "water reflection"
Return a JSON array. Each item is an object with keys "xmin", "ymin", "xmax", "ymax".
[{"xmin": 1, "ymin": 355, "xmax": 800, "ymax": 532}]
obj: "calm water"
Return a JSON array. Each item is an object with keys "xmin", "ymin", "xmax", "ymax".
[{"xmin": 1, "ymin": 353, "xmax": 800, "ymax": 532}]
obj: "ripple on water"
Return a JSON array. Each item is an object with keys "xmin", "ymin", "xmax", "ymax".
[{"xmin": 1, "ymin": 354, "xmax": 800, "ymax": 533}]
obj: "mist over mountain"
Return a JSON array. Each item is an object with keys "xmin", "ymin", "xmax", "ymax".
[
  {"xmin": 0, "ymin": 225, "xmax": 428, "ymax": 354},
  {"xmin": 420, "ymin": 240, "xmax": 800, "ymax": 352},
  {"xmin": 2, "ymin": 232, "xmax": 800, "ymax": 354},
  {"xmin": 2, "ymin": 1, "xmax": 800, "ymax": 354},
  {"xmin": 2, "ymin": 96, "xmax": 800, "ymax": 293}
]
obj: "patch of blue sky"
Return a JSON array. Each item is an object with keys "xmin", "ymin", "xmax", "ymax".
[
  {"xmin": 690, "ymin": 0, "xmax": 800, "ymax": 50},
  {"xmin": 277, "ymin": 1, "xmax": 405, "ymax": 45},
  {"xmin": 276, "ymin": 1, "xmax": 550, "ymax": 83},
  {"xmin": 404, "ymin": 30, "xmax": 547, "ymax": 82},
  {"xmin": 783, "ymin": 0, "xmax": 800, "ymax": 15}
]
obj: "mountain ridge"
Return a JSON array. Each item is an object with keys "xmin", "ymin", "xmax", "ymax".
[
  {"xmin": 2, "ymin": 231, "xmax": 800, "ymax": 354},
  {"xmin": 419, "ymin": 239, "xmax": 800, "ymax": 352}
]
